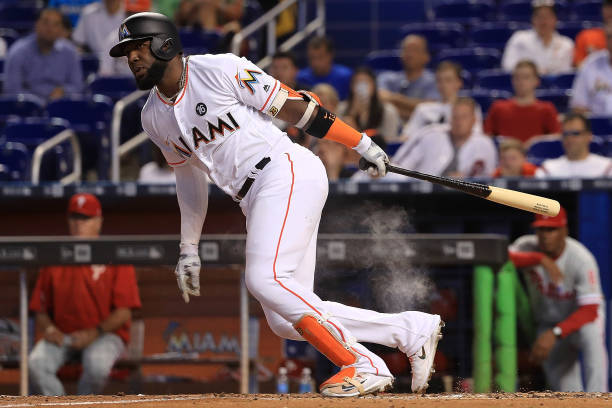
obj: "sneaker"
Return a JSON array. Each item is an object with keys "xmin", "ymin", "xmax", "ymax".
[
  {"xmin": 320, "ymin": 367, "xmax": 394, "ymax": 397},
  {"xmin": 409, "ymin": 318, "xmax": 444, "ymax": 394}
]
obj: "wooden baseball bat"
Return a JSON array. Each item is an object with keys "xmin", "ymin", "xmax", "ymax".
[{"xmin": 359, "ymin": 159, "xmax": 560, "ymax": 216}]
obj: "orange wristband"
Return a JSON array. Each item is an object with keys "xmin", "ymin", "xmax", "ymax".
[{"xmin": 323, "ymin": 116, "xmax": 363, "ymax": 148}]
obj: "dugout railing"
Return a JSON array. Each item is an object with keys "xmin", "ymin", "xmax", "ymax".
[{"xmin": 0, "ymin": 234, "xmax": 510, "ymax": 396}]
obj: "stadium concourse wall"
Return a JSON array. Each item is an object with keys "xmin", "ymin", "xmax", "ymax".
[{"xmin": 0, "ymin": 178, "xmax": 610, "ymax": 392}]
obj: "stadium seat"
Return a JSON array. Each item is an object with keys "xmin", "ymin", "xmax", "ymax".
[
  {"xmin": 0, "ymin": 28, "xmax": 18, "ymax": 48},
  {"xmin": 0, "ymin": 4, "xmax": 40, "ymax": 33},
  {"xmin": 589, "ymin": 116, "xmax": 612, "ymax": 136},
  {"xmin": 326, "ymin": 0, "xmax": 371, "ymax": 23},
  {"xmin": 365, "ymin": 50, "xmax": 402, "ymax": 72},
  {"xmin": 557, "ymin": 21, "xmax": 601, "ymax": 41},
  {"xmin": 0, "ymin": 58, "xmax": 3, "ymax": 75},
  {"xmin": 80, "ymin": 55, "xmax": 100, "ymax": 80},
  {"xmin": 571, "ymin": 0, "xmax": 603, "ymax": 21},
  {"xmin": 88, "ymin": 76, "xmax": 137, "ymax": 101},
  {"xmin": 400, "ymin": 22, "xmax": 465, "ymax": 54},
  {"xmin": 526, "ymin": 137, "xmax": 564, "ymax": 166},
  {"xmin": 535, "ymin": 89, "xmax": 570, "ymax": 113},
  {"xmin": 470, "ymin": 22, "xmax": 529, "ymax": 49},
  {"xmin": 541, "ymin": 72, "xmax": 576, "ymax": 90},
  {"xmin": 377, "ymin": 0, "xmax": 427, "ymax": 23},
  {"xmin": 178, "ymin": 29, "xmax": 222, "ymax": 54},
  {"xmin": 476, "ymin": 70, "xmax": 513, "ymax": 92},
  {"xmin": 590, "ymin": 135, "xmax": 606, "ymax": 155},
  {"xmin": 432, "ymin": 0, "xmax": 496, "ymax": 24},
  {"xmin": 461, "ymin": 89, "xmax": 512, "ymax": 114},
  {"xmin": 603, "ymin": 135, "xmax": 612, "ymax": 157},
  {"xmin": 0, "ymin": 94, "xmax": 45, "ymax": 119},
  {"xmin": 434, "ymin": 48, "xmax": 501, "ymax": 73},
  {"xmin": 0, "ymin": 141, "xmax": 29, "ymax": 181},
  {"xmin": 499, "ymin": 0, "xmax": 569, "ymax": 22}
]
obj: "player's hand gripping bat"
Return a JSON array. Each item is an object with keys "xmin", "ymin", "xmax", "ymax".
[{"xmin": 359, "ymin": 159, "xmax": 560, "ymax": 216}]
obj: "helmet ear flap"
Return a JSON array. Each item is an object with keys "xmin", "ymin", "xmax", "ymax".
[{"xmin": 150, "ymin": 36, "xmax": 177, "ymax": 60}]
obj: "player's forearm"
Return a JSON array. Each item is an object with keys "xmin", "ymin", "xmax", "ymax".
[
  {"xmin": 174, "ymin": 164, "xmax": 209, "ymax": 254},
  {"xmin": 99, "ymin": 307, "xmax": 131, "ymax": 333},
  {"xmin": 556, "ymin": 304, "xmax": 598, "ymax": 338},
  {"xmin": 35, "ymin": 312, "xmax": 55, "ymax": 333},
  {"xmin": 508, "ymin": 250, "xmax": 544, "ymax": 267}
]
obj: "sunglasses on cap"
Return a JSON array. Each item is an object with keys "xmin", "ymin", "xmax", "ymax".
[{"xmin": 561, "ymin": 130, "xmax": 585, "ymax": 138}]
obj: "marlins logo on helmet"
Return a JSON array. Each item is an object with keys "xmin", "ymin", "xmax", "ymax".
[{"xmin": 119, "ymin": 24, "xmax": 130, "ymax": 40}]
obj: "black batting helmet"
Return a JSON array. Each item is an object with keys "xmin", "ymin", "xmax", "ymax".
[{"xmin": 109, "ymin": 12, "xmax": 182, "ymax": 61}]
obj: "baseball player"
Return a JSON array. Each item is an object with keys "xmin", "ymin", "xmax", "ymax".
[
  {"xmin": 110, "ymin": 13, "xmax": 443, "ymax": 397},
  {"xmin": 509, "ymin": 208, "xmax": 608, "ymax": 392}
]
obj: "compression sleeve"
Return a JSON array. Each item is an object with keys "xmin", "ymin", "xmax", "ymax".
[
  {"xmin": 557, "ymin": 304, "xmax": 599, "ymax": 338},
  {"xmin": 174, "ymin": 164, "xmax": 209, "ymax": 255}
]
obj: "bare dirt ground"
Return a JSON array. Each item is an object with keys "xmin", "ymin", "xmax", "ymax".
[{"xmin": 0, "ymin": 392, "xmax": 610, "ymax": 408}]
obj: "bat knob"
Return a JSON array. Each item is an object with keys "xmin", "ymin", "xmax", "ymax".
[{"xmin": 359, "ymin": 158, "xmax": 375, "ymax": 171}]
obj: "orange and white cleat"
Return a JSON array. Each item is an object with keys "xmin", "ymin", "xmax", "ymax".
[
  {"xmin": 409, "ymin": 318, "xmax": 444, "ymax": 394},
  {"xmin": 319, "ymin": 367, "xmax": 394, "ymax": 397}
]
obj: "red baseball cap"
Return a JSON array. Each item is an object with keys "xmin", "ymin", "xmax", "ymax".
[
  {"xmin": 68, "ymin": 193, "xmax": 102, "ymax": 218},
  {"xmin": 532, "ymin": 206, "xmax": 567, "ymax": 228}
]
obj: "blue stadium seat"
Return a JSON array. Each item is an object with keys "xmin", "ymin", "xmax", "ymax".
[
  {"xmin": 0, "ymin": 28, "xmax": 18, "ymax": 48},
  {"xmin": 432, "ymin": 0, "xmax": 496, "ymax": 24},
  {"xmin": 470, "ymin": 22, "xmax": 529, "ymax": 49},
  {"xmin": 0, "ymin": 141, "xmax": 29, "ymax": 181},
  {"xmin": 377, "ymin": 0, "xmax": 427, "ymax": 23},
  {"xmin": 400, "ymin": 22, "xmax": 465, "ymax": 54},
  {"xmin": 541, "ymin": 72, "xmax": 576, "ymax": 90},
  {"xmin": 365, "ymin": 50, "xmax": 402, "ymax": 72},
  {"xmin": 178, "ymin": 29, "xmax": 222, "ymax": 54},
  {"xmin": 435, "ymin": 48, "xmax": 501, "ymax": 73},
  {"xmin": 603, "ymin": 135, "xmax": 612, "ymax": 157},
  {"xmin": 0, "ymin": 4, "xmax": 40, "ymax": 33},
  {"xmin": 499, "ymin": 0, "xmax": 569, "ymax": 22},
  {"xmin": 476, "ymin": 70, "xmax": 513, "ymax": 92},
  {"xmin": 88, "ymin": 76, "xmax": 137, "ymax": 101},
  {"xmin": 326, "ymin": 0, "xmax": 371, "ymax": 23},
  {"xmin": 0, "ymin": 58, "xmax": 4, "ymax": 75},
  {"xmin": 461, "ymin": 89, "xmax": 512, "ymax": 114},
  {"xmin": 590, "ymin": 135, "xmax": 606, "ymax": 155},
  {"xmin": 557, "ymin": 21, "xmax": 602, "ymax": 41},
  {"xmin": 535, "ymin": 89, "xmax": 570, "ymax": 113},
  {"xmin": 0, "ymin": 94, "xmax": 45, "ymax": 118},
  {"xmin": 589, "ymin": 116, "xmax": 612, "ymax": 136},
  {"xmin": 80, "ymin": 55, "xmax": 100, "ymax": 80},
  {"xmin": 526, "ymin": 138, "xmax": 564, "ymax": 166},
  {"xmin": 571, "ymin": 0, "xmax": 603, "ymax": 21}
]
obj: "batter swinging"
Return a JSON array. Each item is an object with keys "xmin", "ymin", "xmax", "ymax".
[{"xmin": 110, "ymin": 12, "xmax": 443, "ymax": 397}]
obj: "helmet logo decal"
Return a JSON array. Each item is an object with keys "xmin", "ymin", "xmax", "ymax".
[{"xmin": 119, "ymin": 23, "xmax": 131, "ymax": 41}]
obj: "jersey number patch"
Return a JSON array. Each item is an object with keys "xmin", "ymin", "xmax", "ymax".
[{"xmin": 192, "ymin": 112, "xmax": 240, "ymax": 149}]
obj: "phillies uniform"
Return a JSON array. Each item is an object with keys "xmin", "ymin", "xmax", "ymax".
[
  {"xmin": 141, "ymin": 53, "xmax": 441, "ymax": 380},
  {"xmin": 510, "ymin": 235, "xmax": 608, "ymax": 391}
]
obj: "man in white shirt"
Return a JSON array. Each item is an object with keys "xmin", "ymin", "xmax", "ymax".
[
  {"xmin": 390, "ymin": 98, "xmax": 497, "ymax": 179},
  {"xmin": 73, "ymin": 0, "xmax": 130, "ymax": 76},
  {"xmin": 501, "ymin": 0, "xmax": 573, "ymax": 75},
  {"xmin": 536, "ymin": 113, "xmax": 612, "ymax": 178},
  {"xmin": 570, "ymin": 23, "xmax": 612, "ymax": 115}
]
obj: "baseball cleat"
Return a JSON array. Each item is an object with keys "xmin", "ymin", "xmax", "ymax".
[
  {"xmin": 320, "ymin": 367, "xmax": 394, "ymax": 397},
  {"xmin": 409, "ymin": 318, "xmax": 444, "ymax": 394}
]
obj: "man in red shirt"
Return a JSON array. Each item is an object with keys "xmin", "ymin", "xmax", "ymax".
[
  {"xmin": 28, "ymin": 193, "xmax": 141, "ymax": 396},
  {"xmin": 484, "ymin": 60, "xmax": 561, "ymax": 144}
]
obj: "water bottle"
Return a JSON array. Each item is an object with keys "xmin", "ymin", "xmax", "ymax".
[
  {"xmin": 276, "ymin": 366, "xmax": 289, "ymax": 394},
  {"xmin": 298, "ymin": 367, "xmax": 314, "ymax": 394}
]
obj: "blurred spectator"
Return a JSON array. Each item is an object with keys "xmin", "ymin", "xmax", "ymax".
[
  {"xmin": 72, "ymin": 0, "xmax": 131, "ymax": 76},
  {"xmin": 509, "ymin": 208, "xmax": 608, "ymax": 391},
  {"xmin": 337, "ymin": 67, "xmax": 400, "ymax": 143},
  {"xmin": 401, "ymin": 61, "xmax": 482, "ymax": 141},
  {"xmin": 269, "ymin": 51, "xmax": 309, "ymax": 91},
  {"xmin": 536, "ymin": 113, "xmax": 612, "ymax": 178},
  {"xmin": 155, "ymin": 0, "xmax": 182, "ymax": 20},
  {"xmin": 296, "ymin": 36, "xmax": 352, "ymax": 100},
  {"xmin": 125, "ymin": 0, "xmax": 151, "ymax": 12},
  {"xmin": 574, "ymin": 0, "xmax": 612, "ymax": 66},
  {"xmin": 175, "ymin": 0, "xmax": 243, "ymax": 32},
  {"xmin": 0, "ymin": 38, "xmax": 6, "ymax": 58},
  {"xmin": 377, "ymin": 35, "xmax": 439, "ymax": 121},
  {"xmin": 502, "ymin": 0, "xmax": 573, "ymax": 75},
  {"xmin": 389, "ymin": 98, "xmax": 497, "ymax": 179},
  {"xmin": 492, "ymin": 138, "xmax": 537, "ymax": 178},
  {"xmin": 139, "ymin": 146, "xmax": 176, "ymax": 183},
  {"xmin": 4, "ymin": 9, "xmax": 84, "ymax": 100},
  {"xmin": 49, "ymin": 0, "xmax": 98, "ymax": 28},
  {"xmin": 485, "ymin": 60, "xmax": 560, "ymax": 143},
  {"xmin": 570, "ymin": 23, "xmax": 612, "ymax": 115},
  {"xmin": 28, "ymin": 194, "xmax": 141, "ymax": 396}
]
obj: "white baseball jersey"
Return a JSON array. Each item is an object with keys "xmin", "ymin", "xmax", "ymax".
[
  {"xmin": 400, "ymin": 101, "xmax": 483, "ymax": 141},
  {"xmin": 510, "ymin": 235, "xmax": 604, "ymax": 325},
  {"xmin": 389, "ymin": 123, "xmax": 497, "ymax": 178},
  {"xmin": 535, "ymin": 154, "xmax": 612, "ymax": 178},
  {"xmin": 141, "ymin": 53, "xmax": 285, "ymax": 197},
  {"xmin": 570, "ymin": 50, "xmax": 612, "ymax": 114},
  {"xmin": 502, "ymin": 29, "xmax": 574, "ymax": 74}
]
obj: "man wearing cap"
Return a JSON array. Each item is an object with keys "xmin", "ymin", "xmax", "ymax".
[
  {"xmin": 509, "ymin": 207, "xmax": 608, "ymax": 391},
  {"xmin": 28, "ymin": 193, "xmax": 141, "ymax": 396},
  {"xmin": 501, "ymin": 0, "xmax": 573, "ymax": 75}
]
